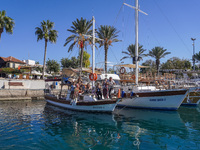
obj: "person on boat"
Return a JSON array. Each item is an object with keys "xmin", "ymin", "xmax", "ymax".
[
  {"xmin": 70, "ymin": 82, "xmax": 75, "ymax": 99},
  {"xmin": 74, "ymin": 83, "xmax": 80, "ymax": 100},
  {"xmin": 79, "ymin": 81, "xmax": 86, "ymax": 94},
  {"xmin": 108, "ymin": 77, "xmax": 115, "ymax": 99},
  {"xmin": 96, "ymin": 82, "xmax": 102, "ymax": 100},
  {"xmin": 85, "ymin": 83, "xmax": 92, "ymax": 93},
  {"xmin": 77, "ymin": 77, "xmax": 82, "ymax": 84},
  {"xmin": 103, "ymin": 78, "xmax": 109, "ymax": 99}
]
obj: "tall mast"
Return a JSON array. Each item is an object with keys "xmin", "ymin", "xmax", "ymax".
[
  {"xmin": 124, "ymin": 0, "xmax": 147, "ymax": 85},
  {"xmin": 135, "ymin": 0, "xmax": 139, "ymax": 85},
  {"xmin": 92, "ymin": 16, "xmax": 95, "ymax": 87}
]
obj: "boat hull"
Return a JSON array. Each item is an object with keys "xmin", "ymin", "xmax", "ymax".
[
  {"xmin": 45, "ymin": 95, "xmax": 118, "ymax": 113},
  {"xmin": 118, "ymin": 89, "xmax": 188, "ymax": 110}
]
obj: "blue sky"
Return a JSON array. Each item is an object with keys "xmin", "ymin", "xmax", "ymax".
[{"xmin": 0, "ymin": 0, "xmax": 200, "ymax": 69}]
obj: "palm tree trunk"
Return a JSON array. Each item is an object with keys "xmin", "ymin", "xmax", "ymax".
[
  {"xmin": 104, "ymin": 44, "xmax": 108, "ymax": 74},
  {"xmin": 42, "ymin": 40, "xmax": 47, "ymax": 79},
  {"xmin": 79, "ymin": 47, "xmax": 84, "ymax": 76},
  {"xmin": 0, "ymin": 28, "xmax": 3, "ymax": 41},
  {"xmin": 132, "ymin": 57, "xmax": 135, "ymax": 72},
  {"xmin": 156, "ymin": 59, "xmax": 159, "ymax": 74}
]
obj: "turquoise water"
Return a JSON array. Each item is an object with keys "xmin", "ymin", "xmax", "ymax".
[{"xmin": 0, "ymin": 100, "xmax": 200, "ymax": 150}]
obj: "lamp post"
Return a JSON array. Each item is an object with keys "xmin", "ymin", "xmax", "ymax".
[{"xmin": 191, "ymin": 38, "xmax": 196, "ymax": 71}]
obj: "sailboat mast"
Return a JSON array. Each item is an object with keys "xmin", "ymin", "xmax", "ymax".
[
  {"xmin": 92, "ymin": 16, "xmax": 95, "ymax": 87},
  {"xmin": 124, "ymin": 0, "xmax": 147, "ymax": 85},
  {"xmin": 135, "ymin": 0, "xmax": 139, "ymax": 85}
]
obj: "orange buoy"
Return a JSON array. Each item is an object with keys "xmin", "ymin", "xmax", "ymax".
[
  {"xmin": 89, "ymin": 73, "xmax": 97, "ymax": 81},
  {"xmin": 93, "ymin": 73, "xmax": 97, "ymax": 81},
  {"xmin": 131, "ymin": 75, "xmax": 136, "ymax": 80},
  {"xmin": 89, "ymin": 73, "xmax": 94, "ymax": 81}
]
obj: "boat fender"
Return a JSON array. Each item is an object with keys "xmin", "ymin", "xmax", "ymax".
[
  {"xmin": 121, "ymin": 90, "xmax": 125, "ymax": 98},
  {"xmin": 71, "ymin": 99, "xmax": 77, "ymax": 105},
  {"xmin": 66, "ymin": 93, "xmax": 70, "ymax": 100},
  {"xmin": 117, "ymin": 89, "xmax": 121, "ymax": 98}
]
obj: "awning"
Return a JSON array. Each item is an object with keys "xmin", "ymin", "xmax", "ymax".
[
  {"xmin": 62, "ymin": 68, "xmax": 102, "ymax": 76},
  {"xmin": 115, "ymin": 64, "xmax": 150, "ymax": 68}
]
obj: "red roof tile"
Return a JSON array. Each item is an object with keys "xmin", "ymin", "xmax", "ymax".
[{"xmin": 0, "ymin": 56, "xmax": 26, "ymax": 64}]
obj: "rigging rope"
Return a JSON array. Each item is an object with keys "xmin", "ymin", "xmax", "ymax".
[
  {"xmin": 113, "ymin": 0, "xmax": 127, "ymax": 26},
  {"xmin": 153, "ymin": 0, "xmax": 192, "ymax": 55}
]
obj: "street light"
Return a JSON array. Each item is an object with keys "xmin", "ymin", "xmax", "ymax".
[{"xmin": 191, "ymin": 38, "xmax": 196, "ymax": 71}]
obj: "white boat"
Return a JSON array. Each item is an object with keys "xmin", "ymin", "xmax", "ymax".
[
  {"xmin": 45, "ymin": 16, "xmax": 121, "ymax": 113},
  {"xmin": 115, "ymin": 0, "xmax": 189, "ymax": 110},
  {"xmin": 45, "ymin": 94, "xmax": 120, "ymax": 113},
  {"xmin": 118, "ymin": 89, "xmax": 188, "ymax": 110}
]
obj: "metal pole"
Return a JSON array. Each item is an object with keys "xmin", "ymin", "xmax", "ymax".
[
  {"xmin": 92, "ymin": 16, "xmax": 95, "ymax": 87},
  {"xmin": 135, "ymin": 0, "xmax": 139, "ymax": 85},
  {"xmin": 191, "ymin": 38, "xmax": 196, "ymax": 71},
  {"xmin": 123, "ymin": 0, "xmax": 147, "ymax": 86}
]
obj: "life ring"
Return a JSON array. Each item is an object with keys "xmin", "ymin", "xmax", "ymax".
[
  {"xmin": 131, "ymin": 75, "xmax": 136, "ymax": 80},
  {"xmin": 120, "ymin": 67, "xmax": 126, "ymax": 74},
  {"xmin": 89, "ymin": 73, "xmax": 97, "ymax": 81},
  {"xmin": 94, "ymin": 73, "xmax": 97, "ymax": 81}
]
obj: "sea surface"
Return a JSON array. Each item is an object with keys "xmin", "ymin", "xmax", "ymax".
[{"xmin": 0, "ymin": 100, "xmax": 200, "ymax": 150}]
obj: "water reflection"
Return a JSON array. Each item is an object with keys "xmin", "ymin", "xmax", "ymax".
[
  {"xmin": 0, "ymin": 100, "xmax": 200, "ymax": 149},
  {"xmin": 43, "ymin": 103, "xmax": 120, "ymax": 149},
  {"xmin": 0, "ymin": 100, "xmax": 46, "ymax": 150},
  {"xmin": 114, "ymin": 106, "xmax": 200, "ymax": 149},
  {"xmin": 113, "ymin": 108, "xmax": 187, "ymax": 149}
]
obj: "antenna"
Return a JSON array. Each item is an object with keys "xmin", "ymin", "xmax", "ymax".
[{"xmin": 191, "ymin": 38, "xmax": 196, "ymax": 71}]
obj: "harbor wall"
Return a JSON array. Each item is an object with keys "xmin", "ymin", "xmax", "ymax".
[
  {"xmin": 0, "ymin": 79, "xmax": 69, "ymax": 100},
  {"xmin": 0, "ymin": 89, "xmax": 44, "ymax": 100},
  {"xmin": 0, "ymin": 79, "xmax": 45, "ymax": 100},
  {"xmin": 0, "ymin": 79, "xmax": 45, "ymax": 89}
]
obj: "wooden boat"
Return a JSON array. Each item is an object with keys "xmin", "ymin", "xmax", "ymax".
[
  {"xmin": 44, "ymin": 16, "xmax": 122, "ymax": 113},
  {"xmin": 45, "ymin": 94, "xmax": 121, "ymax": 113}
]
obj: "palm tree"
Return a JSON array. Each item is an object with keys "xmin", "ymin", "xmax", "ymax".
[
  {"xmin": 194, "ymin": 51, "xmax": 200, "ymax": 61},
  {"xmin": 147, "ymin": 46, "xmax": 171, "ymax": 73},
  {"xmin": 120, "ymin": 44, "xmax": 146, "ymax": 64},
  {"xmin": 64, "ymin": 17, "xmax": 92, "ymax": 75},
  {"xmin": 97, "ymin": 25, "xmax": 120, "ymax": 73},
  {"xmin": 35, "ymin": 20, "xmax": 58, "ymax": 79},
  {"xmin": 0, "ymin": 10, "xmax": 15, "ymax": 41}
]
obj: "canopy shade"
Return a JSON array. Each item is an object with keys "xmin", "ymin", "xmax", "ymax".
[
  {"xmin": 62, "ymin": 68, "xmax": 102, "ymax": 76},
  {"xmin": 115, "ymin": 64, "xmax": 150, "ymax": 68}
]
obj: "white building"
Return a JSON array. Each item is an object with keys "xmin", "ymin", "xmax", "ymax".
[{"xmin": 22, "ymin": 59, "xmax": 35, "ymax": 66}]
